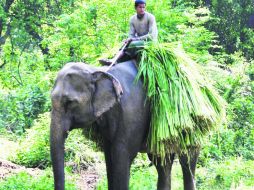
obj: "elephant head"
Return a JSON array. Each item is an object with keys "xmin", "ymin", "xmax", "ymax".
[{"xmin": 50, "ymin": 63, "xmax": 123, "ymax": 190}]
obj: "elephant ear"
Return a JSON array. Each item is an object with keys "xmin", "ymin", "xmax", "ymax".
[{"xmin": 92, "ymin": 71, "xmax": 123, "ymax": 117}]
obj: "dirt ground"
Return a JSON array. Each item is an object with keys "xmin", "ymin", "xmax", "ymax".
[
  {"xmin": 76, "ymin": 168, "xmax": 101, "ymax": 190},
  {"xmin": 0, "ymin": 159, "xmax": 42, "ymax": 180}
]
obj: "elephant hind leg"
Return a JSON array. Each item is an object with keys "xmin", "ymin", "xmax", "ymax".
[
  {"xmin": 148, "ymin": 153, "xmax": 175, "ymax": 190},
  {"xmin": 179, "ymin": 147, "xmax": 200, "ymax": 190}
]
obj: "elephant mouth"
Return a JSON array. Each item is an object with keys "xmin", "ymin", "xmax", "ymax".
[{"xmin": 71, "ymin": 116, "xmax": 95, "ymax": 130}]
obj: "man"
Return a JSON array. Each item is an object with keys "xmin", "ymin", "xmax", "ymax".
[
  {"xmin": 127, "ymin": 0, "xmax": 158, "ymax": 42},
  {"xmin": 99, "ymin": 0, "xmax": 158, "ymax": 65}
]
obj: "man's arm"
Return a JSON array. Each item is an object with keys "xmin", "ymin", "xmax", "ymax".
[{"xmin": 129, "ymin": 18, "xmax": 136, "ymax": 38}]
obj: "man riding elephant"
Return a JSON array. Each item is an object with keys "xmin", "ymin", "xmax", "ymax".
[
  {"xmin": 99, "ymin": 0, "xmax": 158, "ymax": 65},
  {"xmin": 128, "ymin": 0, "xmax": 158, "ymax": 42}
]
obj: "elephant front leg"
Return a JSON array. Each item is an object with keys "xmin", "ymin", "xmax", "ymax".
[
  {"xmin": 103, "ymin": 139, "xmax": 114, "ymax": 190},
  {"xmin": 108, "ymin": 144, "xmax": 132, "ymax": 190}
]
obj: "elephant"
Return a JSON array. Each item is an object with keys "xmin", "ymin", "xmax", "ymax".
[{"xmin": 50, "ymin": 60, "xmax": 200, "ymax": 190}]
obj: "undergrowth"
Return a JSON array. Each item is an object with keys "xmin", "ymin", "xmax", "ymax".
[
  {"xmin": 9, "ymin": 112, "xmax": 102, "ymax": 170},
  {"xmin": 96, "ymin": 155, "xmax": 254, "ymax": 190},
  {"xmin": 0, "ymin": 170, "xmax": 77, "ymax": 190}
]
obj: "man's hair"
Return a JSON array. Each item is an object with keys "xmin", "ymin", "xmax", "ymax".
[{"xmin": 135, "ymin": 0, "xmax": 146, "ymax": 8}]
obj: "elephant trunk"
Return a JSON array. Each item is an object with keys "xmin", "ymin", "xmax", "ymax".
[{"xmin": 50, "ymin": 109, "xmax": 69, "ymax": 190}]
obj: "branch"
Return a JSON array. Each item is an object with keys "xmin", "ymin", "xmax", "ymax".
[
  {"xmin": 25, "ymin": 24, "xmax": 49, "ymax": 55},
  {"xmin": 0, "ymin": 0, "xmax": 14, "ymax": 42},
  {"xmin": 0, "ymin": 23, "xmax": 11, "ymax": 45},
  {"xmin": 11, "ymin": 74, "xmax": 23, "ymax": 86},
  {"xmin": 0, "ymin": 60, "xmax": 7, "ymax": 68},
  {"xmin": 8, "ymin": 37, "xmax": 31, "ymax": 86},
  {"xmin": 4, "ymin": 0, "xmax": 15, "ymax": 12},
  {"xmin": 0, "ymin": 18, "xmax": 3, "ymax": 37},
  {"xmin": 54, "ymin": 0, "xmax": 62, "ymax": 13}
]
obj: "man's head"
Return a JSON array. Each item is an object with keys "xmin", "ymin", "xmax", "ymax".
[{"xmin": 135, "ymin": 0, "xmax": 146, "ymax": 16}]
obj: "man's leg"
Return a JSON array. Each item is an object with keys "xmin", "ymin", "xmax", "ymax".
[{"xmin": 99, "ymin": 40, "xmax": 144, "ymax": 65}]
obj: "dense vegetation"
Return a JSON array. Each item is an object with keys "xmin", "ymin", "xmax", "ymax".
[{"xmin": 0, "ymin": 0, "xmax": 253, "ymax": 189}]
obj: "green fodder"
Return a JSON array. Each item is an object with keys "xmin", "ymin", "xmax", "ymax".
[{"xmin": 136, "ymin": 42, "xmax": 226, "ymax": 159}]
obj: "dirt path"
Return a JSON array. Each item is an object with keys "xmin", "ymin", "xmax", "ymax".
[
  {"xmin": 0, "ymin": 159, "xmax": 43, "ymax": 180},
  {"xmin": 0, "ymin": 137, "xmax": 42, "ymax": 180},
  {"xmin": 77, "ymin": 168, "xmax": 101, "ymax": 190}
]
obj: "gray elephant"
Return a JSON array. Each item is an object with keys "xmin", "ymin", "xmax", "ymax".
[{"xmin": 50, "ymin": 60, "xmax": 199, "ymax": 190}]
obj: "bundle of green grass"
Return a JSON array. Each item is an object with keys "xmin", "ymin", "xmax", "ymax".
[{"xmin": 136, "ymin": 43, "xmax": 226, "ymax": 159}]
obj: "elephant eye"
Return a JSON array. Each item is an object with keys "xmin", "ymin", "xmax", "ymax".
[{"xmin": 64, "ymin": 100, "xmax": 78, "ymax": 112}]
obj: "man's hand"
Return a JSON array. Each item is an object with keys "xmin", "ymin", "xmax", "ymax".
[
  {"xmin": 124, "ymin": 37, "xmax": 141, "ymax": 44},
  {"xmin": 124, "ymin": 37, "xmax": 133, "ymax": 44}
]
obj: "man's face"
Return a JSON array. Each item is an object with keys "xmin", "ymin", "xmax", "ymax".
[{"xmin": 136, "ymin": 3, "xmax": 146, "ymax": 15}]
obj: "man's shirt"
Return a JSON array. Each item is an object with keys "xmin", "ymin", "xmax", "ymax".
[{"xmin": 129, "ymin": 12, "xmax": 158, "ymax": 41}]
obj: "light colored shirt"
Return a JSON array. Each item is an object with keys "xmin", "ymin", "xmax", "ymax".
[{"xmin": 129, "ymin": 12, "xmax": 158, "ymax": 41}]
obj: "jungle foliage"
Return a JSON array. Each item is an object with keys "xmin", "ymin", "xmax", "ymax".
[
  {"xmin": 183, "ymin": 0, "xmax": 254, "ymax": 59},
  {"xmin": 0, "ymin": 0, "xmax": 253, "ymax": 189}
]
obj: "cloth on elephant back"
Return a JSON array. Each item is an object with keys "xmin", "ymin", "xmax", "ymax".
[{"xmin": 135, "ymin": 42, "xmax": 226, "ymax": 160}]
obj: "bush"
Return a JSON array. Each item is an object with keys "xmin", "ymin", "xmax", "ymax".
[
  {"xmin": 199, "ymin": 55, "xmax": 254, "ymax": 162},
  {"xmin": 0, "ymin": 170, "xmax": 77, "ymax": 190},
  {"xmin": 0, "ymin": 86, "xmax": 47, "ymax": 134},
  {"xmin": 10, "ymin": 113, "xmax": 51, "ymax": 168},
  {"xmin": 65, "ymin": 128, "xmax": 103, "ymax": 171},
  {"xmin": 10, "ymin": 112, "xmax": 102, "ymax": 169},
  {"xmin": 221, "ymin": 62, "xmax": 254, "ymax": 159},
  {"xmin": 97, "ymin": 155, "xmax": 254, "ymax": 190},
  {"xmin": 196, "ymin": 158, "xmax": 254, "ymax": 190}
]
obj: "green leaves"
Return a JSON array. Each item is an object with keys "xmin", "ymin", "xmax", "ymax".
[
  {"xmin": 0, "ymin": 86, "xmax": 47, "ymax": 134},
  {"xmin": 0, "ymin": 171, "xmax": 77, "ymax": 190},
  {"xmin": 9, "ymin": 113, "xmax": 51, "ymax": 168},
  {"xmin": 44, "ymin": 1, "xmax": 133, "ymax": 67}
]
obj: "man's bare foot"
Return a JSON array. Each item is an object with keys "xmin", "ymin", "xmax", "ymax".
[{"xmin": 99, "ymin": 58, "xmax": 112, "ymax": 66}]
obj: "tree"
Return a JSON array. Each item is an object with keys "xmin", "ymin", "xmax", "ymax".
[
  {"xmin": 184, "ymin": 0, "xmax": 254, "ymax": 59},
  {"xmin": 0, "ymin": 0, "xmax": 78, "ymax": 69}
]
